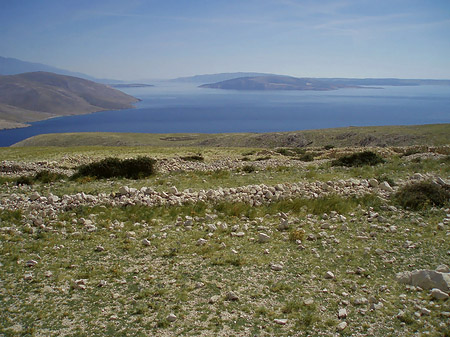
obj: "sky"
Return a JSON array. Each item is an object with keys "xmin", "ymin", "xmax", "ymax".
[{"xmin": 1, "ymin": 0, "xmax": 450, "ymax": 80}]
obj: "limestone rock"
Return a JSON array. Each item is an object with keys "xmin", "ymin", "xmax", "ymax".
[
  {"xmin": 396, "ymin": 270, "xmax": 450, "ymax": 291},
  {"xmin": 274, "ymin": 318, "xmax": 288, "ymax": 325},
  {"xmin": 325, "ymin": 271, "xmax": 335, "ymax": 279},
  {"xmin": 167, "ymin": 313, "xmax": 177, "ymax": 322},
  {"xmin": 379, "ymin": 181, "xmax": 393, "ymax": 192},
  {"xmin": 226, "ymin": 291, "xmax": 239, "ymax": 301},
  {"xmin": 338, "ymin": 308, "xmax": 347, "ymax": 319},
  {"xmin": 431, "ymin": 288, "xmax": 449, "ymax": 300},
  {"xmin": 258, "ymin": 233, "xmax": 270, "ymax": 243},
  {"xmin": 337, "ymin": 322, "xmax": 347, "ymax": 331}
]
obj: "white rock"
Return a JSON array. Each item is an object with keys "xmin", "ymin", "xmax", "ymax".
[
  {"xmin": 169, "ymin": 186, "xmax": 178, "ymax": 194},
  {"xmin": 142, "ymin": 238, "xmax": 151, "ymax": 246},
  {"xmin": 207, "ymin": 224, "xmax": 217, "ymax": 232},
  {"xmin": 274, "ymin": 318, "xmax": 288, "ymax": 325},
  {"xmin": 29, "ymin": 192, "xmax": 40, "ymax": 201},
  {"xmin": 258, "ymin": 233, "xmax": 270, "ymax": 243},
  {"xmin": 337, "ymin": 322, "xmax": 347, "ymax": 331},
  {"xmin": 338, "ymin": 308, "xmax": 347, "ymax": 319},
  {"xmin": 167, "ymin": 313, "xmax": 177, "ymax": 322},
  {"xmin": 226, "ymin": 291, "xmax": 239, "ymax": 301},
  {"xmin": 278, "ymin": 219, "xmax": 290, "ymax": 231},
  {"xmin": 431, "ymin": 288, "xmax": 449, "ymax": 300},
  {"xmin": 379, "ymin": 182, "xmax": 393, "ymax": 192},
  {"xmin": 368, "ymin": 179, "xmax": 379, "ymax": 188},
  {"xmin": 196, "ymin": 238, "xmax": 207, "ymax": 246},
  {"xmin": 436, "ymin": 264, "xmax": 450, "ymax": 273},
  {"xmin": 271, "ymin": 264, "xmax": 283, "ymax": 271},
  {"xmin": 396, "ymin": 270, "xmax": 450, "ymax": 291},
  {"xmin": 420, "ymin": 308, "xmax": 431, "ymax": 316},
  {"xmin": 118, "ymin": 186, "xmax": 129, "ymax": 195},
  {"xmin": 26, "ymin": 260, "xmax": 38, "ymax": 267},
  {"xmin": 325, "ymin": 271, "xmax": 335, "ymax": 279}
]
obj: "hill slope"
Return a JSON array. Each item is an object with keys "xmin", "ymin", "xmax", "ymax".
[
  {"xmin": 11, "ymin": 124, "xmax": 450, "ymax": 148},
  {"xmin": 0, "ymin": 72, "xmax": 138, "ymax": 129}
]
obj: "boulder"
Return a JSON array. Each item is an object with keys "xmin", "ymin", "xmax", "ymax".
[{"xmin": 396, "ymin": 270, "xmax": 450, "ymax": 291}]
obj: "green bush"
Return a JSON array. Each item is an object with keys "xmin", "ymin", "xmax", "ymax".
[
  {"xmin": 324, "ymin": 145, "xmax": 335, "ymax": 150},
  {"xmin": 15, "ymin": 176, "xmax": 33, "ymax": 185},
  {"xmin": 180, "ymin": 154, "xmax": 204, "ymax": 162},
  {"xmin": 34, "ymin": 170, "xmax": 65, "ymax": 183},
  {"xmin": 394, "ymin": 181, "xmax": 450, "ymax": 210},
  {"xmin": 242, "ymin": 165, "xmax": 256, "ymax": 173},
  {"xmin": 15, "ymin": 170, "xmax": 66, "ymax": 185},
  {"xmin": 331, "ymin": 151, "xmax": 385, "ymax": 167},
  {"xmin": 74, "ymin": 157, "xmax": 156, "ymax": 179},
  {"xmin": 297, "ymin": 153, "xmax": 314, "ymax": 162}
]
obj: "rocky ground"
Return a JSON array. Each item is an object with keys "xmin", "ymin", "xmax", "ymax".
[{"xmin": 0, "ymin": 146, "xmax": 449, "ymax": 336}]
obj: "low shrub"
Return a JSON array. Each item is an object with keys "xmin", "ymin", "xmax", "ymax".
[
  {"xmin": 15, "ymin": 176, "xmax": 33, "ymax": 185},
  {"xmin": 324, "ymin": 144, "xmax": 335, "ymax": 150},
  {"xmin": 297, "ymin": 153, "xmax": 314, "ymax": 162},
  {"xmin": 34, "ymin": 170, "xmax": 66, "ymax": 183},
  {"xmin": 394, "ymin": 181, "xmax": 450, "ymax": 210},
  {"xmin": 331, "ymin": 151, "xmax": 385, "ymax": 167},
  {"xmin": 180, "ymin": 154, "xmax": 204, "ymax": 162},
  {"xmin": 74, "ymin": 156, "xmax": 156, "ymax": 179},
  {"xmin": 15, "ymin": 170, "xmax": 66, "ymax": 185},
  {"xmin": 242, "ymin": 165, "xmax": 256, "ymax": 173}
]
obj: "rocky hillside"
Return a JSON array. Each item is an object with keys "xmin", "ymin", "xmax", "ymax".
[{"xmin": 0, "ymin": 72, "xmax": 138, "ymax": 130}]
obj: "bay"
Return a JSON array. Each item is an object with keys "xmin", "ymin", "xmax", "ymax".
[{"xmin": 0, "ymin": 82, "xmax": 449, "ymax": 147}]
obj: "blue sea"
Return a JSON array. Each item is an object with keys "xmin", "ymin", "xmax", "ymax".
[{"xmin": 0, "ymin": 83, "xmax": 449, "ymax": 147}]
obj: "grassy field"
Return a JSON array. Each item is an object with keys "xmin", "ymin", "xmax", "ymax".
[
  {"xmin": 1, "ymin": 140, "xmax": 449, "ymax": 336},
  {"xmin": 10, "ymin": 123, "xmax": 450, "ymax": 148}
]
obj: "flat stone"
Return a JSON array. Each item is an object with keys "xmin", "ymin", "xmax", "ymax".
[
  {"xmin": 258, "ymin": 233, "xmax": 270, "ymax": 243},
  {"xmin": 271, "ymin": 264, "xmax": 283, "ymax": 271},
  {"xmin": 431, "ymin": 288, "xmax": 449, "ymax": 300},
  {"xmin": 274, "ymin": 318, "xmax": 288, "ymax": 325},
  {"xmin": 396, "ymin": 270, "xmax": 450, "ymax": 291}
]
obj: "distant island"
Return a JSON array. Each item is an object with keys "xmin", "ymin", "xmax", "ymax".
[
  {"xmin": 199, "ymin": 75, "xmax": 450, "ymax": 91},
  {"xmin": 199, "ymin": 75, "xmax": 375, "ymax": 91},
  {"xmin": 109, "ymin": 83, "xmax": 154, "ymax": 88},
  {"xmin": 0, "ymin": 71, "xmax": 138, "ymax": 130}
]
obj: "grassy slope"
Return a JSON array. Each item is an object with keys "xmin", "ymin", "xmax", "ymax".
[
  {"xmin": 0, "ymin": 146, "xmax": 449, "ymax": 336},
  {"xmin": 11, "ymin": 123, "xmax": 450, "ymax": 148}
]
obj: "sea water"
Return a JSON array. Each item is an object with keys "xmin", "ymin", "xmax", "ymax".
[{"xmin": 0, "ymin": 83, "xmax": 449, "ymax": 147}]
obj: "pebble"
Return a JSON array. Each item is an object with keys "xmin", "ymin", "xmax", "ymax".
[
  {"xmin": 325, "ymin": 271, "xmax": 335, "ymax": 279},
  {"xmin": 26, "ymin": 260, "xmax": 38, "ymax": 267},
  {"xmin": 258, "ymin": 233, "xmax": 270, "ymax": 243},
  {"xmin": 337, "ymin": 322, "xmax": 348, "ymax": 331},
  {"xmin": 226, "ymin": 291, "xmax": 239, "ymax": 301},
  {"xmin": 338, "ymin": 308, "xmax": 347, "ymax": 319},
  {"xmin": 196, "ymin": 238, "xmax": 207, "ymax": 246},
  {"xmin": 271, "ymin": 264, "xmax": 283, "ymax": 271},
  {"xmin": 142, "ymin": 238, "xmax": 151, "ymax": 246},
  {"xmin": 274, "ymin": 318, "xmax": 288, "ymax": 325},
  {"xmin": 167, "ymin": 313, "xmax": 177, "ymax": 322}
]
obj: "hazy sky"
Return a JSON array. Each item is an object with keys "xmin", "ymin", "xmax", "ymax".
[{"xmin": 1, "ymin": 0, "xmax": 450, "ymax": 80}]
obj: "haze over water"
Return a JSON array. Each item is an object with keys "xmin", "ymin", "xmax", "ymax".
[{"xmin": 0, "ymin": 83, "xmax": 449, "ymax": 147}]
